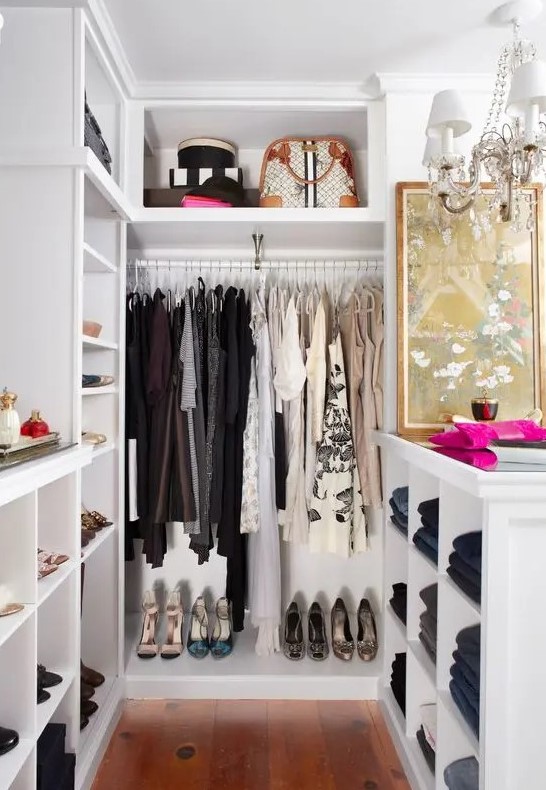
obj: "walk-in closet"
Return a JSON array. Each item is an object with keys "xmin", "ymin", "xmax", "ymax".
[{"xmin": 0, "ymin": 2, "xmax": 546, "ymax": 789}]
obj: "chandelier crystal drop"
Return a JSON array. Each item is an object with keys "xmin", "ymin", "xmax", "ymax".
[{"xmin": 425, "ymin": 0, "xmax": 546, "ymax": 226}]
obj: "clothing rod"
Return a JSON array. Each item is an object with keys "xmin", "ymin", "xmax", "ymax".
[{"xmin": 128, "ymin": 259, "xmax": 383, "ymax": 270}]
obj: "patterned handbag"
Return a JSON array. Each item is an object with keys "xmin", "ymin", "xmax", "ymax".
[{"xmin": 259, "ymin": 137, "xmax": 359, "ymax": 208}]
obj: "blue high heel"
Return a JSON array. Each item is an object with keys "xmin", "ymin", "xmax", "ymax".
[
  {"xmin": 210, "ymin": 598, "xmax": 233, "ymax": 658},
  {"xmin": 187, "ymin": 596, "xmax": 209, "ymax": 659}
]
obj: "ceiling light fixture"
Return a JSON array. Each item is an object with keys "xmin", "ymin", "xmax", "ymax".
[{"xmin": 425, "ymin": 0, "xmax": 546, "ymax": 224}]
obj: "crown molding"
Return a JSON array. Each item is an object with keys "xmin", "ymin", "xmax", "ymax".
[
  {"xmin": 87, "ymin": 0, "xmax": 136, "ymax": 97},
  {"xmin": 131, "ymin": 80, "xmax": 378, "ymax": 104},
  {"xmin": 374, "ymin": 72, "xmax": 495, "ymax": 96}
]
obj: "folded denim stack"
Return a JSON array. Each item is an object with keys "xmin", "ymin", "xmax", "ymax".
[
  {"xmin": 444, "ymin": 756, "xmax": 479, "ymax": 790},
  {"xmin": 412, "ymin": 497, "xmax": 439, "ymax": 565},
  {"xmin": 450, "ymin": 624, "xmax": 480, "ymax": 738},
  {"xmin": 390, "ymin": 652, "xmax": 406, "ymax": 716},
  {"xmin": 447, "ymin": 531, "xmax": 482, "ymax": 605},
  {"xmin": 416, "ymin": 703, "xmax": 436, "ymax": 775},
  {"xmin": 389, "ymin": 486, "xmax": 408, "ymax": 536},
  {"xmin": 389, "ymin": 582, "xmax": 407, "ymax": 625},
  {"xmin": 418, "ymin": 582, "xmax": 438, "ymax": 664}
]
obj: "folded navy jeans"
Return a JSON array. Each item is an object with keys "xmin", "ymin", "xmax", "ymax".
[{"xmin": 444, "ymin": 756, "xmax": 479, "ymax": 790}]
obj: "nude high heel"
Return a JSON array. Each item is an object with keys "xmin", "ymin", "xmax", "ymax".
[
  {"xmin": 137, "ymin": 590, "xmax": 159, "ymax": 659},
  {"xmin": 160, "ymin": 591, "xmax": 183, "ymax": 659}
]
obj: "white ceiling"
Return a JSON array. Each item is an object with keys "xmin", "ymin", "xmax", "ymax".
[{"xmin": 104, "ymin": 0, "xmax": 546, "ymax": 84}]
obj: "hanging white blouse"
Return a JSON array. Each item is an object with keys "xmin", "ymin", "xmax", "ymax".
[
  {"xmin": 273, "ymin": 295, "xmax": 308, "ymax": 544},
  {"xmin": 309, "ymin": 332, "xmax": 368, "ymax": 558},
  {"xmin": 248, "ymin": 286, "xmax": 281, "ymax": 655},
  {"xmin": 240, "ymin": 357, "xmax": 260, "ymax": 534}
]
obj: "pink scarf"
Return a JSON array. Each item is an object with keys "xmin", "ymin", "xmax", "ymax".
[{"xmin": 429, "ymin": 420, "xmax": 546, "ymax": 450}]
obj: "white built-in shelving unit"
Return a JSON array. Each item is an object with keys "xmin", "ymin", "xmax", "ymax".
[{"xmin": 377, "ymin": 433, "xmax": 546, "ymax": 790}]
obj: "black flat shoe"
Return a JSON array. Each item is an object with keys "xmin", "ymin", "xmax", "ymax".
[
  {"xmin": 357, "ymin": 598, "xmax": 378, "ymax": 661},
  {"xmin": 0, "ymin": 726, "xmax": 18, "ymax": 756},
  {"xmin": 81, "ymin": 699, "xmax": 98, "ymax": 717},
  {"xmin": 331, "ymin": 597, "xmax": 354, "ymax": 661},
  {"xmin": 307, "ymin": 602, "xmax": 328, "ymax": 661},
  {"xmin": 80, "ymin": 714, "xmax": 89, "ymax": 731},
  {"xmin": 38, "ymin": 664, "xmax": 63, "ymax": 689},
  {"xmin": 37, "ymin": 687, "xmax": 50, "ymax": 705},
  {"xmin": 283, "ymin": 601, "xmax": 304, "ymax": 660}
]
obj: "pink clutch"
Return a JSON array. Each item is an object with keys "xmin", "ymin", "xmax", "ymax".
[
  {"xmin": 434, "ymin": 447, "xmax": 498, "ymax": 471},
  {"xmin": 181, "ymin": 196, "xmax": 232, "ymax": 208},
  {"xmin": 430, "ymin": 420, "xmax": 546, "ymax": 450}
]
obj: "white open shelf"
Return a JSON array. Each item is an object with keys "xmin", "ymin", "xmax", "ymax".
[
  {"xmin": 37, "ymin": 561, "xmax": 76, "ymax": 607},
  {"xmin": 438, "ymin": 690, "xmax": 479, "ymax": 757},
  {"xmin": 81, "ymin": 385, "xmax": 118, "ymax": 397},
  {"xmin": 442, "ymin": 574, "xmax": 481, "ymax": 618},
  {"xmin": 0, "ymin": 739, "xmax": 35, "ymax": 790},
  {"xmin": 82, "ymin": 336, "xmax": 119, "ymax": 351},
  {"xmin": 89, "ymin": 442, "xmax": 116, "ymax": 460},
  {"xmin": 128, "ymin": 206, "xmax": 383, "ymax": 255},
  {"xmin": 408, "ymin": 639, "xmax": 435, "ymax": 687},
  {"xmin": 37, "ymin": 671, "xmax": 75, "ymax": 738},
  {"xmin": 83, "ymin": 242, "xmax": 117, "ymax": 274},
  {"xmin": 78, "ymin": 676, "xmax": 119, "ymax": 759},
  {"xmin": 81, "ymin": 524, "xmax": 116, "ymax": 564},
  {"xmin": 125, "ymin": 612, "xmax": 381, "ymax": 700},
  {"xmin": 0, "ymin": 606, "xmax": 35, "ymax": 651}
]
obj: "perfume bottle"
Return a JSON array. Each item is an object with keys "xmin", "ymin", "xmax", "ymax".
[
  {"xmin": 21, "ymin": 410, "xmax": 50, "ymax": 439},
  {"xmin": 0, "ymin": 389, "xmax": 21, "ymax": 447}
]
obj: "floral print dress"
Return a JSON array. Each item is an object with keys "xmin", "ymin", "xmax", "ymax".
[{"xmin": 309, "ymin": 332, "xmax": 368, "ymax": 558}]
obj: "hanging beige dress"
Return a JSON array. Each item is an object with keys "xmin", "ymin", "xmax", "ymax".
[{"xmin": 358, "ymin": 288, "xmax": 382, "ymax": 508}]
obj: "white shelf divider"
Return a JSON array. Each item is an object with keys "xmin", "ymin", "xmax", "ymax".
[
  {"xmin": 37, "ymin": 561, "xmax": 76, "ymax": 607},
  {"xmin": 81, "ymin": 385, "xmax": 118, "ymax": 397},
  {"xmin": 0, "ymin": 606, "xmax": 35, "ymax": 650},
  {"xmin": 80, "ymin": 524, "xmax": 116, "ymax": 564},
  {"xmin": 82, "ymin": 336, "xmax": 119, "ymax": 351},
  {"xmin": 83, "ymin": 242, "xmax": 117, "ymax": 274}
]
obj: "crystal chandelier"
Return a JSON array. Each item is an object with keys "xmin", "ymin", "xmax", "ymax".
[{"xmin": 424, "ymin": 0, "xmax": 546, "ymax": 223}]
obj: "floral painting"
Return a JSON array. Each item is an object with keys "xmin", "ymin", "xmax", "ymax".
[{"xmin": 397, "ymin": 183, "xmax": 543, "ymax": 436}]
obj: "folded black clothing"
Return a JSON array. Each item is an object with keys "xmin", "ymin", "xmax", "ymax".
[
  {"xmin": 447, "ymin": 566, "xmax": 481, "ymax": 604},
  {"xmin": 389, "ymin": 497, "xmax": 408, "ymax": 527},
  {"xmin": 390, "ymin": 595, "xmax": 407, "ymax": 625},
  {"xmin": 413, "ymin": 534, "xmax": 438, "ymax": 565},
  {"xmin": 419, "ymin": 611, "xmax": 437, "ymax": 642},
  {"xmin": 419, "ymin": 632, "xmax": 437, "ymax": 664},
  {"xmin": 453, "ymin": 531, "xmax": 482, "ymax": 574},
  {"xmin": 390, "ymin": 515, "xmax": 408, "ymax": 535},
  {"xmin": 456, "ymin": 625, "xmax": 481, "ymax": 677},
  {"xmin": 391, "ymin": 680, "xmax": 406, "ymax": 716},
  {"xmin": 392, "ymin": 582, "xmax": 407, "ymax": 597},
  {"xmin": 392, "ymin": 486, "xmax": 409, "ymax": 517},
  {"xmin": 452, "ymin": 649, "xmax": 479, "ymax": 691},
  {"xmin": 450, "ymin": 680, "xmax": 479, "ymax": 738},
  {"xmin": 449, "ymin": 552, "xmax": 481, "ymax": 588},
  {"xmin": 417, "ymin": 497, "xmax": 439, "ymax": 526},
  {"xmin": 451, "ymin": 662, "xmax": 480, "ymax": 702},
  {"xmin": 420, "ymin": 514, "xmax": 439, "ymax": 533},
  {"xmin": 416, "ymin": 524, "xmax": 439, "ymax": 550},
  {"xmin": 416, "ymin": 725, "xmax": 436, "ymax": 774},
  {"xmin": 419, "ymin": 583, "xmax": 438, "ymax": 619}
]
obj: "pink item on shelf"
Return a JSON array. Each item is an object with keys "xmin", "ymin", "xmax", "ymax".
[
  {"xmin": 434, "ymin": 447, "xmax": 499, "ymax": 471},
  {"xmin": 429, "ymin": 419, "xmax": 546, "ymax": 450},
  {"xmin": 181, "ymin": 195, "xmax": 233, "ymax": 208}
]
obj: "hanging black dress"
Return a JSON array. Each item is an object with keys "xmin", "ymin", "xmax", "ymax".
[{"xmin": 143, "ymin": 288, "xmax": 171, "ymax": 568}]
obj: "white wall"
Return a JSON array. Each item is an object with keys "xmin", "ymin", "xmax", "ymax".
[{"xmin": 382, "ymin": 85, "xmax": 491, "ymax": 432}]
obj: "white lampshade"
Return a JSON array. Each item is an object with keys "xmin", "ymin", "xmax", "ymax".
[
  {"xmin": 422, "ymin": 137, "xmax": 441, "ymax": 166},
  {"xmin": 507, "ymin": 59, "xmax": 546, "ymax": 116},
  {"xmin": 426, "ymin": 90, "xmax": 472, "ymax": 138}
]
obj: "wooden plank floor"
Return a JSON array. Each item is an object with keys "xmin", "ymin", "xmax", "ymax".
[{"xmin": 92, "ymin": 700, "xmax": 411, "ymax": 790}]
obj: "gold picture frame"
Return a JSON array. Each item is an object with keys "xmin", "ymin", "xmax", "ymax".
[{"xmin": 396, "ymin": 182, "xmax": 544, "ymax": 438}]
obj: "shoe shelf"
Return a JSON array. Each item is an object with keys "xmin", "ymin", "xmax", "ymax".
[
  {"xmin": 89, "ymin": 442, "xmax": 116, "ymax": 461},
  {"xmin": 80, "ymin": 524, "xmax": 116, "ymax": 564},
  {"xmin": 36, "ymin": 671, "xmax": 76, "ymax": 739},
  {"xmin": 83, "ymin": 242, "xmax": 118, "ymax": 274},
  {"xmin": 0, "ymin": 738, "xmax": 35, "ymax": 790},
  {"xmin": 124, "ymin": 612, "xmax": 381, "ymax": 700},
  {"xmin": 77, "ymin": 677, "xmax": 122, "ymax": 770},
  {"xmin": 82, "ymin": 336, "xmax": 119, "ymax": 351},
  {"xmin": 81, "ymin": 385, "xmax": 119, "ymax": 397},
  {"xmin": 0, "ymin": 606, "xmax": 36, "ymax": 651},
  {"xmin": 37, "ymin": 561, "xmax": 76, "ymax": 607}
]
